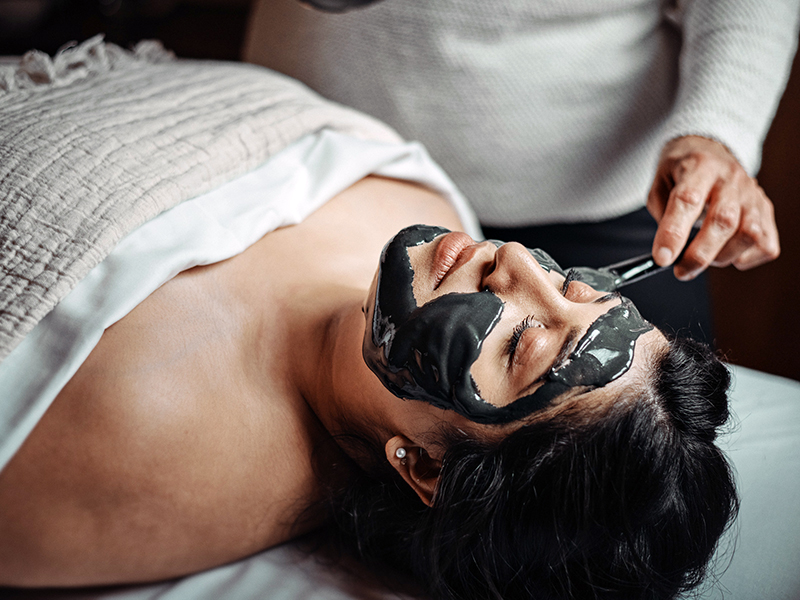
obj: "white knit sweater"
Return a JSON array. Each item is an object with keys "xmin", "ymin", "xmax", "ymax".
[{"xmin": 245, "ymin": 0, "xmax": 799, "ymax": 226}]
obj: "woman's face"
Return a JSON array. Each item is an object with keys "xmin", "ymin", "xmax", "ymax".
[{"xmin": 362, "ymin": 225, "xmax": 660, "ymax": 425}]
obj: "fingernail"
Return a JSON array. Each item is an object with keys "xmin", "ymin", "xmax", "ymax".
[
  {"xmin": 655, "ymin": 247, "xmax": 673, "ymax": 266},
  {"xmin": 676, "ymin": 269, "xmax": 696, "ymax": 281}
]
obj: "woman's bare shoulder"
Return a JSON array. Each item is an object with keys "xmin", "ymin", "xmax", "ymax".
[
  {"xmin": 0, "ymin": 174, "xmax": 453, "ymax": 586},
  {"xmin": 313, "ymin": 175, "xmax": 465, "ymax": 244},
  {"xmin": 0, "ymin": 265, "xmax": 323, "ymax": 587}
]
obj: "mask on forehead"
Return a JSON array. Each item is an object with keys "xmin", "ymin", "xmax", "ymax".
[{"xmin": 363, "ymin": 225, "xmax": 653, "ymax": 425}]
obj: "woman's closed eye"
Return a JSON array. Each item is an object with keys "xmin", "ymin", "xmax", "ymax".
[
  {"xmin": 506, "ymin": 269, "xmax": 577, "ymax": 367},
  {"xmin": 507, "ymin": 315, "xmax": 536, "ymax": 367}
]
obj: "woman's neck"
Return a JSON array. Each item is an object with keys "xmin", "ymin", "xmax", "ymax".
[
  {"xmin": 234, "ymin": 174, "xmax": 468, "ymax": 446},
  {"xmin": 283, "ymin": 291, "xmax": 393, "ymax": 444}
]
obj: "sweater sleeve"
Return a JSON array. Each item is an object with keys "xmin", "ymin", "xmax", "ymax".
[{"xmin": 660, "ymin": 0, "xmax": 800, "ymax": 174}]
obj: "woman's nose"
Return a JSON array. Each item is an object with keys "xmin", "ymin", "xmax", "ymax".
[{"xmin": 481, "ymin": 242, "xmax": 563, "ymax": 302}]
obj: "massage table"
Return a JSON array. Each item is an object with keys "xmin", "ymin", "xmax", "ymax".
[{"xmin": 3, "ymin": 366, "xmax": 798, "ymax": 600}]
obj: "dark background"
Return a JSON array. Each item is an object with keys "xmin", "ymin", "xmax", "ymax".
[
  {"xmin": 0, "ymin": 0, "xmax": 249, "ymax": 60},
  {"xmin": 2, "ymin": 0, "xmax": 798, "ymax": 381}
]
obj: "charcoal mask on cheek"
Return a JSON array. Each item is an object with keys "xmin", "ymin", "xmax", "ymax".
[{"xmin": 363, "ymin": 226, "xmax": 654, "ymax": 425}]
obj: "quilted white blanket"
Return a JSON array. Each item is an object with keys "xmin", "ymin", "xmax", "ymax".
[{"xmin": 0, "ymin": 36, "xmax": 400, "ymax": 362}]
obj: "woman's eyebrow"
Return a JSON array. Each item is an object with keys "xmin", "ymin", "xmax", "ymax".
[{"xmin": 593, "ymin": 291, "xmax": 622, "ymax": 304}]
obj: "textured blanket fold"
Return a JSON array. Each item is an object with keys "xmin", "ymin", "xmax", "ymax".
[{"xmin": 0, "ymin": 36, "xmax": 401, "ymax": 362}]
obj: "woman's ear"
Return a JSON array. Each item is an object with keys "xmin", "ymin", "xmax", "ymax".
[{"xmin": 385, "ymin": 435, "xmax": 442, "ymax": 507}]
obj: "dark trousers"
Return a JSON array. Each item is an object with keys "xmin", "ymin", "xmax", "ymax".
[{"xmin": 481, "ymin": 208, "xmax": 714, "ymax": 346}]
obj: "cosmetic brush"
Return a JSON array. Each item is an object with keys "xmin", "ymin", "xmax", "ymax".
[{"xmin": 577, "ymin": 228, "xmax": 700, "ymax": 291}]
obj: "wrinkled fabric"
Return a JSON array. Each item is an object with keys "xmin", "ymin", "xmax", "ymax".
[{"xmin": 0, "ymin": 37, "xmax": 401, "ymax": 361}]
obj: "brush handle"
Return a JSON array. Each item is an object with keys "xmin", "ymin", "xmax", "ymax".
[
  {"xmin": 603, "ymin": 255, "xmax": 666, "ymax": 289},
  {"xmin": 602, "ymin": 227, "xmax": 700, "ymax": 289}
]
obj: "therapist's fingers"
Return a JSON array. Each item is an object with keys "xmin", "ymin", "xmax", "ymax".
[
  {"xmin": 647, "ymin": 142, "xmax": 719, "ymax": 267},
  {"xmin": 730, "ymin": 187, "xmax": 781, "ymax": 270},
  {"xmin": 734, "ymin": 236, "xmax": 781, "ymax": 270},
  {"xmin": 675, "ymin": 176, "xmax": 780, "ymax": 279},
  {"xmin": 706, "ymin": 205, "xmax": 760, "ymax": 268},
  {"xmin": 707, "ymin": 186, "xmax": 772, "ymax": 267},
  {"xmin": 673, "ymin": 182, "xmax": 742, "ymax": 279},
  {"xmin": 646, "ymin": 135, "xmax": 781, "ymax": 279},
  {"xmin": 647, "ymin": 168, "xmax": 672, "ymax": 222}
]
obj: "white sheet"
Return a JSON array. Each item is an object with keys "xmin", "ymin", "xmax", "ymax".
[
  {"xmin": 4, "ymin": 366, "xmax": 798, "ymax": 600},
  {"xmin": 701, "ymin": 366, "xmax": 800, "ymax": 600},
  {"xmin": 0, "ymin": 37, "xmax": 403, "ymax": 361},
  {"xmin": 0, "ymin": 129, "xmax": 479, "ymax": 474}
]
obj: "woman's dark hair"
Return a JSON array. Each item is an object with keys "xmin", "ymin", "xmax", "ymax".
[{"xmin": 311, "ymin": 335, "xmax": 739, "ymax": 600}]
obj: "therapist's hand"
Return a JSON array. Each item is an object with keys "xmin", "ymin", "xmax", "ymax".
[{"xmin": 647, "ymin": 135, "xmax": 780, "ymax": 280}]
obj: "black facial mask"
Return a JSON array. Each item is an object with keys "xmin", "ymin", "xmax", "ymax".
[{"xmin": 363, "ymin": 226, "xmax": 653, "ymax": 425}]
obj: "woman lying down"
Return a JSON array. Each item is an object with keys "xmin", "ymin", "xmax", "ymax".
[
  {"xmin": 1, "ymin": 145, "xmax": 737, "ymax": 600},
  {"xmin": 0, "ymin": 49, "xmax": 735, "ymax": 600}
]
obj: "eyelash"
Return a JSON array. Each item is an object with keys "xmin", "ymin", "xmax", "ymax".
[
  {"xmin": 507, "ymin": 269, "xmax": 579, "ymax": 365},
  {"xmin": 507, "ymin": 315, "xmax": 536, "ymax": 364},
  {"xmin": 561, "ymin": 268, "xmax": 580, "ymax": 296}
]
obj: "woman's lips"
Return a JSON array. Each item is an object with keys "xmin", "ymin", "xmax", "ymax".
[{"xmin": 432, "ymin": 231, "xmax": 475, "ymax": 289}]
